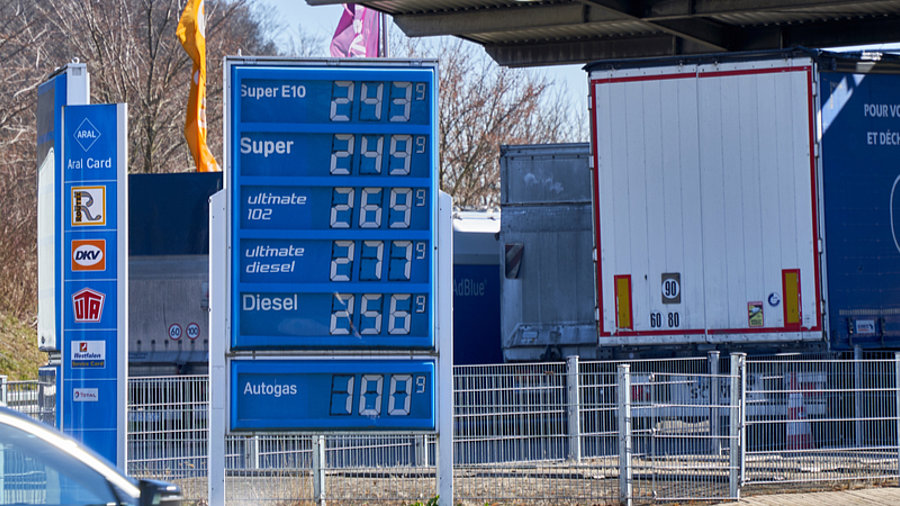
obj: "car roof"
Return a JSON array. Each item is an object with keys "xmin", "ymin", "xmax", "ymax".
[{"xmin": 0, "ymin": 405, "xmax": 140, "ymax": 498}]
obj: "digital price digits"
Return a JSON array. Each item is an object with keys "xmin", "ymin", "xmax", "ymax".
[
  {"xmin": 330, "ymin": 240, "xmax": 427, "ymax": 282},
  {"xmin": 329, "ymin": 373, "xmax": 427, "ymax": 417},
  {"xmin": 329, "ymin": 81, "xmax": 428, "ymax": 123},
  {"xmin": 329, "ymin": 293, "xmax": 427, "ymax": 336},
  {"xmin": 330, "ymin": 187, "xmax": 427, "ymax": 229},
  {"xmin": 330, "ymin": 134, "xmax": 426, "ymax": 176}
]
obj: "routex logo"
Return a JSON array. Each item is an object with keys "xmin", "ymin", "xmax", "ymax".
[
  {"xmin": 71, "ymin": 239, "xmax": 105, "ymax": 271},
  {"xmin": 71, "ymin": 186, "xmax": 105, "ymax": 227},
  {"xmin": 73, "ymin": 118, "xmax": 101, "ymax": 151},
  {"xmin": 72, "ymin": 287, "xmax": 105, "ymax": 323}
]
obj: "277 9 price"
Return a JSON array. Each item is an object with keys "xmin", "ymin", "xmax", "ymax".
[{"xmin": 330, "ymin": 240, "xmax": 426, "ymax": 282}]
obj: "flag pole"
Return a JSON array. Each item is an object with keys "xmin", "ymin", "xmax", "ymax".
[{"xmin": 381, "ymin": 12, "xmax": 388, "ymax": 58}]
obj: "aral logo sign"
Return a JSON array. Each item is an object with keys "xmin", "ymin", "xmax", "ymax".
[
  {"xmin": 72, "ymin": 239, "xmax": 106, "ymax": 271},
  {"xmin": 73, "ymin": 117, "xmax": 101, "ymax": 151},
  {"xmin": 72, "ymin": 287, "xmax": 105, "ymax": 323}
]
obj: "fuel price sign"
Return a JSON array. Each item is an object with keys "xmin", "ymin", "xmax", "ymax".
[
  {"xmin": 221, "ymin": 58, "xmax": 442, "ymax": 434},
  {"xmin": 229, "ymin": 62, "xmax": 437, "ymax": 351}
]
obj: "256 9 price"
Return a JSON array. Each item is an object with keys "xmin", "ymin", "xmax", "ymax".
[{"xmin": 330, "ymin": 293, "xmax": 427, "ymax": 336}]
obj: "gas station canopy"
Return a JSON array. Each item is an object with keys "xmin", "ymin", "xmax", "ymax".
[{"xmin": 307, "ymin": 0, "xmax": 900, "ymax": 67}]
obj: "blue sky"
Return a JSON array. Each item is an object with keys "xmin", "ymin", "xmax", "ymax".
[
  {"xmin": 255, "ymin": 1, "xmax": 900, "ymax": 128},
  {"xmin": 256, "ymin": 0, "xmax": 591, "ymax": 114}
]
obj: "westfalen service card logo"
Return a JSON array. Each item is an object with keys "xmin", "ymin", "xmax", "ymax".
[{"xmin": 71, "ymin": 340, "xmax": 106, "ymax": 368}]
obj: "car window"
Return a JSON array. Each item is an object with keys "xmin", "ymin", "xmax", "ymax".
[{"xmin": 0, "ymin": 420, "xmax": 129, "ymax": 505}]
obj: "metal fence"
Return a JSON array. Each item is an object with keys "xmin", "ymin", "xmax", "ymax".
[
  {"xmin": 0, "ymin": 376, "xmax": 55, "ymax": 425},
  {"xmin": 7, "ymin": 353, "xmax": 900, "ymax": 504}
]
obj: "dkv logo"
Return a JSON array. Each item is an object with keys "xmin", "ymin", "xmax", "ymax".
[{"xmin": 71, "ymin": 239, "xmax": 106, "ymax": 271}]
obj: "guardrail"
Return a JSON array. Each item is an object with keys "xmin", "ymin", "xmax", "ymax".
[{"xmin": 8, "ymin": 353, "xmax": 900, "ymax": 504}]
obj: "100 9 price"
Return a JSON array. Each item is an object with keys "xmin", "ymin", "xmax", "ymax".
[{"xmin": 330, "ymin": 373, "xmax": 427, "ymax": 417}]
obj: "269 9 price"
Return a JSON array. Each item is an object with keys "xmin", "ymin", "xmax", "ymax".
[{"xmin": 331, "ymin": 187, "xmax": 427, "ymax": 229}]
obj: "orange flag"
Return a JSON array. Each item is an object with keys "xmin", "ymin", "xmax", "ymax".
[{"xmin": 177, "ymin": 0, "xmax": 219, "ymax": 172}]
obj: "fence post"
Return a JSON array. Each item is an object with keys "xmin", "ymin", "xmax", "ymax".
[
  {"xmin": 0, "ymin": 375, "xmax": 7, "ymax": 406},
  {"xmin": 709, "ymin": 351, "xmax": 721, "ymax": 454},
  {"xmin": 617, "ymin": 364, "xmax": 633, "ymax": 506},
  {"xmin": 729, "ymin": 352, "xmax": 745, "ymax": 499},
  {"xmin": 566, "ymin": 355, "xmax": 581, "ymax": 462},
  {"xmin": 854, "ymin": 346, "xmax": 865, "ymax": 447},
  {"xmin": 895, "ymin": 352, "xmax": 900, "ymax": 481},
  {"xmin": 414, "ymin": 435, "xmax": 427, "ymax": 466},
  {"xmin": 243, "ymin": 435, "xmax": 260, "ymax": 469},
  {"xmin": 313, "ymin": 434, "xmax": 326, "ymax": 506}
]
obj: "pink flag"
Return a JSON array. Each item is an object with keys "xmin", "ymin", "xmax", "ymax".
[{"xmin": 330, "ymin": 5, "xmax": 380, "ymax": 57}]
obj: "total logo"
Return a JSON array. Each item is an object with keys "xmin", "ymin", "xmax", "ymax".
[
  {"xmin": 73, "ymin": 388, "xmax": 99, "ymax": 402},
  {"xmin": 71, "ymin": 239, "xmax": 106, "ymax": 271},
  {"xmin": 72, "ymin": 287, "xmax": 105, "ymax": 323}
]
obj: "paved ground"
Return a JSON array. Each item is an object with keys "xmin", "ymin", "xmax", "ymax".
[{"xmin": 715, "ymin": 487, "xmax": 900, "ymax": 505}]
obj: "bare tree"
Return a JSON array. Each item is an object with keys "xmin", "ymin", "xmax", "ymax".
[
  {"xmin": 0, "ymin": 1, "xmax": 45, "ymax": 320},
  {"xmin": 401, "ymin": 37, "xmax": 586, "ymax": 208},
  {"xmin": 0, "ymin": 0, "xmax": 279, "ymax": 322},
  {"xmin": 35, "ymin": 0, "xmax": 277, "ymax": 174}
]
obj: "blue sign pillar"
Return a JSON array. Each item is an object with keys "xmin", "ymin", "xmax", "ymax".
[{"xmin": 61, "ymin": 104, "xmax": 127, "ymax": 467}]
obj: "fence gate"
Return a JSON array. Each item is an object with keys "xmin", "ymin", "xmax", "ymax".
[{"xmin": 629, "ymin": 364, "xmax": 742, "ymax": 503}]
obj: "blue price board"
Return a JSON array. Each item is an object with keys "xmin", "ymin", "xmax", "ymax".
[
  {"xmin": 230, "ymin": 359, "xmax": 435, "ymax": 431},
  {"xmin": 229, "ymin": 63, "xmax": 438, "ymax": 351}
]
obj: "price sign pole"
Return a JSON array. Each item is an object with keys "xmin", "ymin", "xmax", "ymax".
[{"xmin": 210, "ymin": 57, "xmax": 451, "ymax": 504}]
